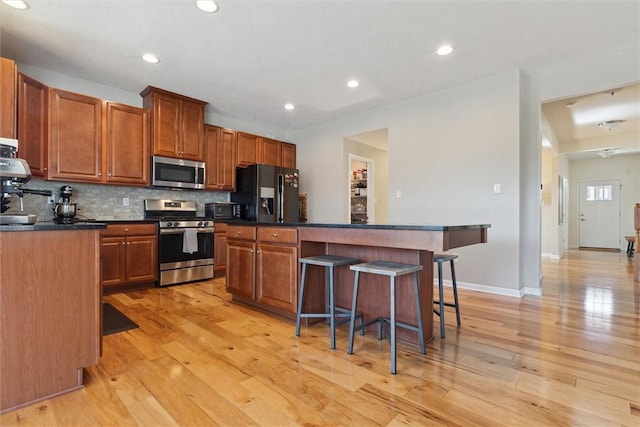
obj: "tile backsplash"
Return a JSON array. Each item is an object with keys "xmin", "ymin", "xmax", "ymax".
[{"xmin": 10, "ymin": 179, "xmax": 229, "ymax": 222}]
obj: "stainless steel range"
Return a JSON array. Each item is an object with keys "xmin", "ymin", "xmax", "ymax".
[{"xmin": 144, "ymin": 199, "xmax": 214, "ymax": 286}]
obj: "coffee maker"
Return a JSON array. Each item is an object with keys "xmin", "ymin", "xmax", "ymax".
[
  {"xmin": 0, "ymin": 137, "xmax": 52, "ymax": 225},
  {"xmin": 53, "ymin": 185, "xmax": 78, "ymax": 223}
]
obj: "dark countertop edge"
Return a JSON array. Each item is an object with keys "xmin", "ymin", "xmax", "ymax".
[
  {"xmin": 222, "ymin": 220, "xmax": 491, "ymax": 231},
  {"xmin": 0, "ymin": 222, "xmax": 108, "ymax": 232}
]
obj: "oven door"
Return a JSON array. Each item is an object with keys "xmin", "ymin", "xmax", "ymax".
[{"xmin": 158, "ymin": 227, "xmax": 214, "ymax": 286}]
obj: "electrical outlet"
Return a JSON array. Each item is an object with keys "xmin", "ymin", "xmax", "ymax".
[
  {"xmin": 48, "ymin": 196, "xmax": 55, "ymax": 204},
  {"xmin": 122, "ymin": 197, "xmax": 129, "ymax": 207}
]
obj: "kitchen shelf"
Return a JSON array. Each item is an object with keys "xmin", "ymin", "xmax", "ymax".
[{"xmin": 350, "ymin": 168, "xmax": 368, "ymax": 224}]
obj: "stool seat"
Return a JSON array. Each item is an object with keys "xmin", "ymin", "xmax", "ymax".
[
  {"xmin": 348, "ymin": 261, "xmax": 426, "ymax": 374},
  {"xmin": 433, "ymin": 253, "xmax": 461, "ymax": 339},
  {"xmin": 295, "ymin": 255, "xmax": 362, "ymax": 350}
]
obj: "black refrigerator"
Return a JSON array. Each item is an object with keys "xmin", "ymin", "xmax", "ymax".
[{"xmin": 231, "ymin": 164, "xmax": 300, "ymax": 222}]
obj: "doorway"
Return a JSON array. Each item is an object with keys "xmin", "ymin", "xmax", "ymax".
[
  {"xmin": 348, "ymin": 155, "xmax": 374, "ymax": 224},
  {"xmin": 578, "ymin": 180, "xmax": 621, "ymax": 249}
]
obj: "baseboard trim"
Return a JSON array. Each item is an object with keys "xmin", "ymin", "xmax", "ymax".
[{"xmin": 433, "ymin": 279, "xmax": 535, "ymax": 298}]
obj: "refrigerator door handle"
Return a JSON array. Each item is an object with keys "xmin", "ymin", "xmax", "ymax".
[{"xmin": 277, "ymin": 174, "xmax": 284, "ymax": 223}]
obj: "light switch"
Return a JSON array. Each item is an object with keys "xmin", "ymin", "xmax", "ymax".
[
  {"xmin": 123, "ymin": 197, "xmax": 129, "ymax": 206},
  {"xmin": 493, "ymin": 184, "xmax": 501, "ymax": 194},
  {"xmin": 396, "ymin": 190, "xmax": 402, "ymax": 199}
]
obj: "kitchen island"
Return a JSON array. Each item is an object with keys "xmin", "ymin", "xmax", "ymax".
[
  {"xmin": 0, "ymin": 223, "xmax": 105, "ymax": 413},
  {"xmin": 225, "ymin": 222, "xmax": 490, "ymax": 346}
]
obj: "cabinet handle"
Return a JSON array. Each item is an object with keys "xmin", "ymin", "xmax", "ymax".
[
  {"xmin": 121, "ymin": 242, "xmax": 125, "ymax": 245},
  {"xmin": 272, "ymin": 233, "xmax": 278, "ymax": 237},
  {"xmin": 124, "ymin": 228, "xmax": 129, "ymax": 232},
  {"xmin": 43, "ymin": 167, "xmax": 48, "ymax": 171},
  {"xmin": 236, "ymin": 231, "xmax": 241, "ymax": 235},
  {"xmin": 127, "ymin": 242, "xmax": 131, "ymax": 245}
]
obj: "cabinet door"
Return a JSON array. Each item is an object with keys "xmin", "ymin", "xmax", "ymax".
[
  {"xmin": 214, "ymin": 231, "xmax": 228, "ymax": 275},
  {"xmin": 125, "ymin": 234, "xmax": 158, "ymax": 283},
  {"xmin": 256, "ymin": 243, "xmax": 298, "ymax": 312},
  {"xmin": 226, "ymin": 239, "xmax": 256, "ymax": 299},
  {"xmin": 0, "ymin": 57, "xmax": 16, "ymax": 138},
  {"xmin": 281, "ymin": 142, "xmax": 296, "ymax": 169},
  {"xmin": 17, "ymin": 73, "xmax": 48, "ymax": 178},
  {"xmin": 259, "ymin": 137, "xmax": 281, "ymax": 166},
  {"xmin": 236, "ymin": 132, "xmax": 259, "ymax": 167},
  {"xmin": 101, "ymin": 236, "xmax": 127, "ymax": 287},
  {"xmin": 49, "ymin": 88, "xmax": 103, "ymax": 182},
  {"xmin": 205, "ymin": 125, "xmax": 236, "ymax": 191},
  {"xmin": 204, "ymin": 125, "xmax": 220, "ymax": 188},
  {"xmin": 106, "ymin": 102, "xmax": 149, "ymax": 185},
  {"xmin": 180, "ymin": 99, "xmax": 205, "ymax": 161},
  {"xmin": 151, "ymin": 92, "xmax": 181, "ymax": 158}
]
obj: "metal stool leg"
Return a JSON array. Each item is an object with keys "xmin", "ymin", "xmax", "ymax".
[
  {"xmin": 295, "ymin": 263, "xmax": 308, "ymax": 336},
  {"xmin": 328, "ymin": 265, "xmax": 336, "ymax": 349},
  {"xmin": 347, "ymin": 271, "xmax": 360, "ymax": 354},
  {"xmin": 389, "ymin": 276, "xmax": 397, "ymax": 374},
  {"xmin": 437, "ymin": 261, "xmax": 446, "ymax": 338},
  {"xmin": 450, "ymin": 259, "xmax": 461, "ymax": 326},
  {"xmin": 413, "ymin": 272, "xmax": 426, "ymax": 355}
]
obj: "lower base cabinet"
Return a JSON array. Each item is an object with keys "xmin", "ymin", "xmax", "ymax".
[
  {"xmin": 226, "ymin": 225, "xmax": 298, "ymax": 315},
  {"xmin": 213, "ymin": 222, "xmax": 228, "ymax": 277},
  {"xmin": 101, "ymin": 223, "xmax": 158, "ymax": 292}
]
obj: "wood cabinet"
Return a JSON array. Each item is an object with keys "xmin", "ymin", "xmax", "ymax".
[
  {"xmin": 0, "ymin": 57, "xmax": 17, "ymax": 138},
  {"xmin": 141, "ymin": 86, "xmax": 207, "ymax": 161},
  {"xmin": 236, "ymin": 131, "xmax": 259, "ymax": 167},
  {"xmin": 17, "ymin": 73, "xmax": 48, "ymax": 178},
  {"xmin": 281, "ymin": 142, "xmax": 296, "ymax": 169},
  {"xmin": 258, "ymin": 137, "xmax": 282, "ymax": 166},
  {"xmin": 101, "ymin": 223, "xmax": 158, "ymax": 291},
  {"xmin": 49, "ymin": 88, "xmax": 104, "ymax": 182},
  {"xmin": 226, "ymin": 224, "xmax": 298, "ymax": 315},
  {"xmin": 205, "ymin": 125, "xmax": 236, "ymax": 191},
  {"xmin": 105, "ymin": 102, "xmax": 149, "ymax": 185},
  {"xmin": 213, "ymin": 222, "xmax": 228, "ymax": 277}
]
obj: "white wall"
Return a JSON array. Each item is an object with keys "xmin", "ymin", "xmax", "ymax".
[
  {"xmin": 292, "ymin": 70, "xmax": 523, "ymax": 293},
  {"xmin": 568, "ymin": 153, "xmax": 640, "ymax": 249}
]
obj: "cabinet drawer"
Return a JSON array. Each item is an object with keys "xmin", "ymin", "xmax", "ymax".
[
  {"xmin": 227, "ymin": 225, "xmax": 257, "ymax": 241},
  {"xmin": 102, "ymin": 223, "xmax": 157, "ymax": 237},
  {"xmin": 214, "ymin": 222, "xmax": 228, "ymax": 233},
  {"xmin": 258, "ymin": 227, "xmax": 298, "ymax": 244}
]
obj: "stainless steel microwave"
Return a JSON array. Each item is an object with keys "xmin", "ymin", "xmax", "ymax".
[
  {"xmin": 152, "ymin": 155, "xmax": 205, "ymax": 190},
  {"xmin": 205, "ymin": 202, "xmax": 240, "ymax": 220}
]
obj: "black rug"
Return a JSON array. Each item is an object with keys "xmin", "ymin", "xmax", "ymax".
[{"xmin": 103, "ymin": 302, "xmax": 139, "ymax": 336}]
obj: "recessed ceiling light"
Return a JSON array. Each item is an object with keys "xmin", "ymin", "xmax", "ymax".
[
  {"xmin": 2, "ymin": 0, "xmax": 29, "ymax": 10},
  {"xmin": 436, "ymin": 44, "xmax": 454, "ymax": 56},
  {"xmin": 347, "ymin": 80, "xmax": 360, "ymax": 88},
  {"xmin": 284, "ymin": 103, "xmax": 295, "ymax": 111},
  {"xmin": 196, "ymin": 0, "xmax": 218, "ymax": 13},
  {"xmin": 142, "ymin": 54, "xmax": 160, "ymax": 64}
]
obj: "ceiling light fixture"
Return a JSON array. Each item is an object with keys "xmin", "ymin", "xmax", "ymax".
[
  {"xmin": 2, "ymin": 0, "xmax": 29, "ymax": 10},
  {"xmin": 196, "ymin": 0, "xmax": 218, "ymax": 13},
  {"xmin": 284, "ymin": 103, "xmax": 295, "ymax": 111},
  {"xmin": 347, "ymin": 80, "xmax": 359, "ymax": 88},
  {"xmin": 436, "ymin": 45, "xmax": 454, "ymax": 56},
  {"xmin": 598, "ymin": 119, "xmax": 624, "ymax": 131},
  {"xmin": 142, "ymin": 53, "xmax": 160, "ymax": 64},
  {"xmin": 598, "ymin": 148, "xmax": 615, "ymax": 159}
]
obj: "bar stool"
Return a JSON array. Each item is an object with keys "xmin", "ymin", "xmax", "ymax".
[
  {"xmin": 347, "ymin": 261, "xmax": 426, "ymax": 374},
  {"xmin": 625, "ymin": 236, "xmax": 635, "ymax": 257},
  {"xmin": 295, "ymin": 255, "xmax": 363, "ymax": 349},
  {"xmin": 433, "ymin": 253, "xmax": 461, "ymax": 339}
]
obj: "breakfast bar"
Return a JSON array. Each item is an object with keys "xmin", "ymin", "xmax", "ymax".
[{"xmin": 225, "ymin": 222, "xmax": 490, "ymax": 346}]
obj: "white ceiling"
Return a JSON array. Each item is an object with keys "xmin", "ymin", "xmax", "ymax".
[{"xmin": 1, "ymin": 0, "xmax": 639, "ymax": 145}]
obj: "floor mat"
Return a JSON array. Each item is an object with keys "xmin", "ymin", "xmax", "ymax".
[{"xmin": 103, "ymin": 302, "xmax": 139, "ymax": 336}]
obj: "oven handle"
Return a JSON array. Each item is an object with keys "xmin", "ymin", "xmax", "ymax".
[{"xmin": 159, "ymin": 227, "xmax": 215, "ymax": 235}]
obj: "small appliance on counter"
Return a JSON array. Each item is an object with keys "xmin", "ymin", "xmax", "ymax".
[
  {"xmin": 204, "ymin": 202, "xmax": 240, "ymax": 220},
  {"xmin": 52, "ymin": 185, "xmax": 79, "ymax": 224},
  {"xmin": 0, "ymin": 137, "xmax": 52, "ymax": 225}
]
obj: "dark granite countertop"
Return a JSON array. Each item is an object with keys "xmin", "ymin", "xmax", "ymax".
[
  {"xmin": 222, "ymin": 220, "xmax": 491, "ymax": 231},
  {"xmin": 0, "ymin": 221, "xmax": 107, "ymax": 232}
]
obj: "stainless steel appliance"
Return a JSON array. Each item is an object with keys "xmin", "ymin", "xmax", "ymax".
[
  {"xmin": 152, "ymin": 155, "xmax": 206, "ymax": 190},
  {"xmin": 231, "ymin": 164, "xmax": 299, "ymax": 222},
  {"xmin": 204, "ymin": 202, "xmax": 240, "ymax": 220},
  {"xmin": 144, "ymin": 199, "xmax": 214, "ymax": 286},
  {"xmin": 0, "ymin": 137, "xmax": 52, "ymax": 225},
  {"xmin": 52, "ymin": 185, "xmax": 78, "ymax": 224}
]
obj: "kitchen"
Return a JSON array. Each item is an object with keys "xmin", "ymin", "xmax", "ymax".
[{"xmin": 1, "ymin": 0, "xmax": 639, "ymax": 425}]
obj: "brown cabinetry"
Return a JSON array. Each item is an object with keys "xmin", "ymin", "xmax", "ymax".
[
  {"xmin": 0, "ymin": 57, "xmax": 17, "ymax": 138},
  {"xmin": 213, "ymin": 222, "xmax": 228, "ymax": 277},
  {"xmin": 17, "ymin": 73, "xmax": 48, "ymax": 178},
  {"xmin": 281, "ymin": 142, "xmax": 296, "ymax": 169},
  {"xmin": 205, "ymin": 125, "xmax": 236, "ymax": 191},
  {"xmin": 236, "ymin": 131, "xmax": 259, "ymax": 167},
  {"xmin": 141, "ymin": 86, "xmax": 207, "ymax": 161},
  {"xmin": 101, "ymin": 223, "xmax": 158, "ymax": 292},
  {"xmin": 49, "ymin": 88, "xmax": 104, "ymax": 182},
  {"xmin": 226, "ymin": 224, "xmax": 298, "ymax": 315},
  {"xmin": 258, "ymin": 137, "xmax": 282, "ymax": 166},
  {"xmin": 105, "ymin": 102, "xmax": 149, "ymax": 185}
]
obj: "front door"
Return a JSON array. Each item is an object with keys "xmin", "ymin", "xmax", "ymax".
[{"xmin": 578, "ymin": 180, "xmax": 621, "ymax": 249}]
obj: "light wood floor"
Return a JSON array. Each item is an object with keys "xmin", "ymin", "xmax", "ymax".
[{"xmin": 2, "ymin": 249, "xmax": 638, "ymax": 426}]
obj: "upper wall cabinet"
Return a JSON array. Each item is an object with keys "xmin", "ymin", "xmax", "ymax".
[
  {"xmin": 49, "ymin": 88, "xmax": 104, "ymax": 182},
  {"xmin": 281, "ymin": 142, "xmax": 296, "ymax": 169},
  {"xmin": 258, "ymin": 137, "xmax": 281, "ymax": 166},
  {"xmin": 205, "ymin": 125, "xmax": 236, "ymax": 191},
  {"xmin": 105, "ymin": 102, "xmax": 149, "ymax": 185},
  {"xmin": 17, "ymin": 73, "xmax": 49, "ymax": 178},
  {"xmin": 236, "ymin": 131, "xmax": 259, "ymax": 167},
  {"xmin": 140, "ymin": 86, "xmax": 207, "ymax": 162},
  {"xmin": 235, "ymin": 132, "xmax": 297, "ymax": 169},
  {"xmin": 1, "ymin": 57, "xmax": 17, "ymax": 138}
]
